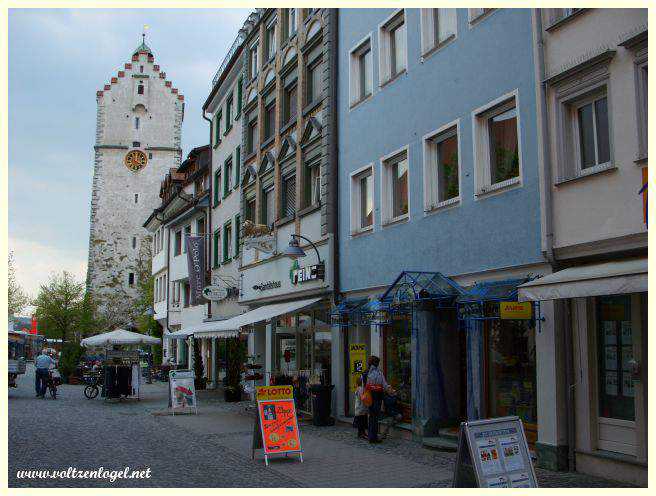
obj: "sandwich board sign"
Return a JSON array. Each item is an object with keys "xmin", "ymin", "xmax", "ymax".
[
  {"xmin": 169, "ymin": 369, "xmax": 198, "ymax": 415},
  {"xmin": 251, "ymin": 385, "xmax": 303, "ymax": 466},
  {"xmin": 452, "ymin": 416, "xmax": 537, "ymax": 488}
]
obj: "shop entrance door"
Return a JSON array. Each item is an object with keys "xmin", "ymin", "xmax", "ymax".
[
  {"xmin": 595, "ymin": 294, "xmax": 644, "ymax": 457},
  {"xmin": 383, "ymin": 316, "xmax": 412, "ymax": 422}
]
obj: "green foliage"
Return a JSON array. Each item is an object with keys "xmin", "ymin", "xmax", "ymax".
[
  {"xmin": 193, "ymin": 338, "xmax": 205, "ymax": 384},
  {"xmin": 59, "ymin": 342, "xmax": 85, "ymax": 380},
  {"xmin": 225, "ymin": 337, "xmax": 247, "ymax": 391},
  {"xmin": 492, "ymin": 146, "xmax": 519, "ymax": 184},
  {"xmin": 8, "ymin": 251, "xmax": 29, "ymax": 316}
]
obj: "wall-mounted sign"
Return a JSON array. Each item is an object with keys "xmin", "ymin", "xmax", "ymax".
[
  {"xmin": 252, "ymin": 281, "xmax": 282, "ymax": 291},
  {"xmin": 202, "ymin": 285, "xmax": 228, "ymax": 301},
  {"xmin": 244, "ymin": 235, "xmax": 276, "ymax": 254},
  {"xmin": 499, "ymin": 302, "xmax": 532, "ymax": 320},
  {"xmin": 290, "ymin": 260, "xmax": 325, "ymax": 285}
]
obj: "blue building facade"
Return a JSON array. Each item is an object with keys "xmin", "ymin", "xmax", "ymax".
[{"xmin": 335, "ymin": 8, "xmax": 554, "ymax": 451}]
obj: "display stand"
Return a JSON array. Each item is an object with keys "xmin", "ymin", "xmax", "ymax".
[
  {"xmin": 452, "ymin": 416, "xmax": 538, "ymax": 488},
  {"xmin": 103, "ymin": 349, "xmax": 141, "ymax": 402},
  {"xmin": 169, "ymin": 369, "xmax": 198, "ymax": 415}
]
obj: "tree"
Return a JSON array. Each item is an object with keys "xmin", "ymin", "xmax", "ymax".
[
  {"xmin": 32, "ymin": 271, "xmax": 86, "ymax": 343},
  {"xmin": 8, "ymin": 251, "xmax": 29, "ymax": 316}
]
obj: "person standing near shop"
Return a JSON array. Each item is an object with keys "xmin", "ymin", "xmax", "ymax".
[
  {"xmin": 363, "ymin": 355, "xmax": 392, "ymax": 443},
  {"xmin": 353, "ymin": 376, "xmax": 368, "ymax": 440},
  {"xmin": 34, "ymin": 349, "xmax": 55, "ymax": 398}
]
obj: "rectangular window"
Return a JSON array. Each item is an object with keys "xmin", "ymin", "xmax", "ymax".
[
  {"xmin": 264, "ymin": 102, "xmax": 276, "ymax": 141},
  {"xmin": 380, "ymin": 11, "xmax": 406, "ymax": 85},
  {"xmin": 183, "ymin": 282, "xmax": 190, "ymax": 308},
  {"xmin": 283, "ymin": 8, "xmax": 297, "ymax": 41},
  {"xmin": 351, "ymin": 167, "xmax": 374, "ymax": 233},
  {"xmin": 134, "ymin": 193, "xmax": 138, "ymax": 204},
  {"xmin": 236, "ymin": 76, "xmax": 243, "ymax": 115},
  {"xmin": 174, "ymin": 230, "xmax": 182, "ymax": 256},
  {"xmin": 474, "ymin": 94, "xmax": 521, "ymax": 194},
  {"xmin": 234, "ymin": 146, "xmax": 241, "ymax": 186},
  {"xmin": 213, "ymin": 230, "xmax": 220, "ymax": 268},
  {"xmin": 225, "ymin": 95, "xmax": 233, "ymax": 131},
  {"xmin": 214, "ymin": 169, "xmax": 222, "ymax": 205},
  {"xmin": 249, "ymin": 42, "xmax": 259, "ymax": 79},
  {"xmin": 469, "ymin": 8, "xmax": 495, "ymax": 24},
  {"xmin": 132, "ymin": 236, "xmax": 137, "ymax": 249},
  {"xmin": 303, "ymin": 159, "xmax": 321, "ymax": 208},
  {"xmin": 223, "ymin": 222, "xmax": 233, "ymax": 261},
  {"xmin": 234, "ymin": 214, "xmax": 241, "ymax": 257},
  {"xmin": 283, "ymin": 83, "xmax": 297, "ymax": 123},
  {"xmin": 262, "ymin": 186, "xmax": 275, "ymax": 228},
  {"xmin": 265, "ymin": 21, "xmax": 276, "ymax": 61},
  {"xmin": 420, "ymin": 9, "xmax": 457, "ymax": 55},
  {"xmin": 224, "ymin": 158, "xmax": 233, "ymax": 197},
  {"xmin": 247, "ymin": 117, "xmax": 258, "ymax": 154},
  {"xmin": 281, "ymin": 174, "xmax": 296, "ymax": 218},
  {"xmin": 135, "ymin": 117, "xmax": 140, "ymax": 130},
  {"xmin": 575, "ymin": 95, "xmax": 610, "ymax": 170},
  {"xmin": 128, "ymin": 272, "xmax": 135, "ymax": 286},
  {"xmin": 306, "ymin": 60, "xmax": 322, "ymax": 105},
  {"xmin": 382, "ymin": 149, "xmax": 409, "ymax": 224},
  {"xmin": 196, "ymin": 216, "xmax": 206, "ymax": 240},
  {"xmin": 425, "ymin": 124, "xmax": 460, "ymax": 210},
  {"xmin": 214, "ymin": 111, "xmax": 222, "ymax": 146},
  {"xmin": 183, "ymin": 225, "xmax": 191, "ymax": 253},
  {"xmin": 350, "ymin": 38, "xmax": 372, "ymax": 105},
  {"xmin": 245, "ymin": 196, "xmax": 256, "ymax": 223}
]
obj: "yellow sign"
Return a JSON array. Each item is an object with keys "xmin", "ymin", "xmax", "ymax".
[
  {"xmin": 499, "ymin": 301, "xmax": 532, "ymax": 320},
  {"xmin": 256, "ymin": 385, "xmax": 294, "ymax": 401},
  {"xmin": 349, "ymin": 343, "xmax": 367, "ymax": 392}
]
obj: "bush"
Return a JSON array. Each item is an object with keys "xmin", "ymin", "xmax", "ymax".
[{"xmin": 59, "ymin": 342, "xmax": 85, "ymax": 380}]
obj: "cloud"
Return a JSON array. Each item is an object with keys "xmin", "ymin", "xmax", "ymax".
[{"xmin": 9, "ymin": 236, "xmax": 88, "ymax": 300}]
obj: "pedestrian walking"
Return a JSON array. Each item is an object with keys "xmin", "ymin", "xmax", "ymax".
[
  {"xmin": 34, "ymin": 349, "xmax": 55, "ymax": 398},
  {"xmin": 363, "ymin": 355, "xmax": 393, "ymax": 444},
  {"xmin": 353, "ymin": 376, "xmax": 368, "ymax": 440}
]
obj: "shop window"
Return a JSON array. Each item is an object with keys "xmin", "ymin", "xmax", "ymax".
[
  {"xmin": 424, "ymin": 122, "xmax": 460, "ymax": 211},
  {"xmin": 420, "ymin": 8, "xmax": 457, "ymax": 56},
  {"xmin": 350, "ymin": 165, "xmax": 374, "ymax": 234},
  {"xmin": 384, "ymin": 319, "xmax": 412, "ymax": 421},
  {"xmin": 473, "ymin": 93, "xmax": 521, "ymax": 195},
  {"xmin": 379, "ymin": 10, "xmax": 406, "ymax": 85},
  {"xmin": 350, "ymin": 37, "xmax": 372, "ymax": 106},
  {"xmin": 281, "ymin": 174, "xmax": 296, "ymax": 219},
  {"xmin": 381, "ymin": 148, "xmax": 409, "ymax": 225}
]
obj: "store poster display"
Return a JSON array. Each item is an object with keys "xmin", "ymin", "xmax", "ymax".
[
  {"xmin": 252, "ymin": 385, "xmax": 303, "ymax": 466},
  {"xmin": 348, "ymin": 343, "xmax": 367, "ymax": 393},
  {"xmin": 452, "ymin": 416, "xmax": 537, "ymax": 488},
  {"xmin": 169, "ymin": 369, "xmax": 197, "ymax": 414}
]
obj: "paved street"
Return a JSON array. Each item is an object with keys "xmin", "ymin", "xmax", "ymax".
[{"xmin": 9, "ymin": 364, "xmax": 633, "ymax": 488}]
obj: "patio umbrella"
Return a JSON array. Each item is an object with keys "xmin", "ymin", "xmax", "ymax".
[{"xmin": 80, "ymin": 329, "xmax": 160, "ymax": 348}]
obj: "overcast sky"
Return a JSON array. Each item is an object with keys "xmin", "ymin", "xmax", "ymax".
[{"xmin": 8, "ymin": 8, "xmax": 250, "ymax": 309}]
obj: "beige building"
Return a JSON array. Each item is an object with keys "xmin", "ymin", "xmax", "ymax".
[{"xmin": 520, "ymin": 8, "xmax": 647, "ymax": 485}]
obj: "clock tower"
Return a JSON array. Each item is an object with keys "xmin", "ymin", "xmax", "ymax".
[{"xmin": 86, "ymin": 38, "xmax": 184, "ymax": 325}]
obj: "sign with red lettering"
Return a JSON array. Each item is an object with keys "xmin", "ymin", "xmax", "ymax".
[{"xmin": 255, "ymin": 386, "xmax": 303, "ymax": 465}]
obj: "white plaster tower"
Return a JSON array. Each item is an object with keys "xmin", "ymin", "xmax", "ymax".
[{"xmin": 87, "ymin": 37, "xmax": 184, "ymax": 319}]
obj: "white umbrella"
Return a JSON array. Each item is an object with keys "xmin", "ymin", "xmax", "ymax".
[{"xmin": 80, "ymin": 329, "xmax": 160, "ymax": 348}]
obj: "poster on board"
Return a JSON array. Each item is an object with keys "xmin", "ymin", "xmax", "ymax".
[
  {"xmin": 252, "ymin": 385, "xmax": 303, "ymax": 466},
  {"xmin": 349, "ymin": 343, "xmax": 367, "ymax": 392},
  {"xmin": 169, "ymin": 369, "xmax": 197, "ymax": 414},
  {"xmin": 452, "ymin": 416, "xmax": 538, "ymax": 488}
]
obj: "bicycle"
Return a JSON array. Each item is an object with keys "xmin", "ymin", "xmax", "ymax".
[{"xmin": 83, "ymin": 371, "xmax": 102, "ymax": 399}]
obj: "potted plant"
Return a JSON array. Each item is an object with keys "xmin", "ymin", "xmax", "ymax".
[
  {"xmin": 193, "ymin": 339, "xmax": 207, "ymax": 390},
  {"xmin": 224, "ymin": 337, "xmax": 245, "ymax": 402}
]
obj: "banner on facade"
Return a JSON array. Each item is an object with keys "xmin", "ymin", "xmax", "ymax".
[
  {"xmin": 169, "ymin": 369, "xmax": 197, "ymax": 415},
  {"xmin": 252, "ymin": 385, "xmax": 303, "ymax": 465},
  {"xmin": 349, "ymin": 343, "xmax": 367, "ymax": 392},
  {"xmin": 499, "ymin": 301, "xmax": 532, "ymax": 320},
  {"xmin": 185, "ymin": 235, "xmax": 205, "ymax": 306},
  {"xmin": 452, "ymin": 416, "xmax": 537, "ymax": 488}
]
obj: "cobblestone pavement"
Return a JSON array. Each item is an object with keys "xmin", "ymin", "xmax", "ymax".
[{"xmin": 9, "ymin": 365, "xmax": 634, "ymax": 488}]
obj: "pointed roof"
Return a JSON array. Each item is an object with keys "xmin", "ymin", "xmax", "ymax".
[{"xmin": 133, "ymin": 40, "xmax": 152, "ymax": 55}]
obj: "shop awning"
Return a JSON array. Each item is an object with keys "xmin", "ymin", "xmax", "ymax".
[
  {"xmin": 518, "ymin": 258, "xmax": 647, "ymax": 302},
  {"xmin": 457, "ymin": 278, "xmax": 528, "ymax": 303},
  {"xmin": 165, "ymin": 297, "xmax": 323, "ymax": 339}
]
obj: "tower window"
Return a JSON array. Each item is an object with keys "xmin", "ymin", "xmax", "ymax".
[
  {"xmin": 132, "ymin": 236, "xmax": 137, "ymax": 249},
  {"xmin": 134, "ymin": 193, "xmax": 139, "ymax": 204},
  {"xmin": 128, "ymin": 272, "xmax": 135, "ymax": 286},
  {"xmin": 138, "ymin": 84, "xmax": 144, "ymax": 95},
  {"xmin": 135, "ymin": 117, "xmax": 140, "ymax": 129},
  {"xmin": 133, "ymin": 141, "xmax": 140, "ymax": 147},
  {"xmin": 148, "ymin": 153, "xmax": 152, "ymax": 159},
  {"xmin": 140, "ymin": 65, "xmax": 144, "ymax": 73}
]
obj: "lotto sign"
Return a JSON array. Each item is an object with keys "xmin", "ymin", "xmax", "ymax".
[
  {"xmin": 499, "ymin": 301, "xmax": 532, "ymax": 320},
  {"xmin": 255, "ymin": 386, "xmax": 303, "ymax": 465},
  {"xmin": 349, "ymin": 343, "xmax": 367, "ymax": 392}
]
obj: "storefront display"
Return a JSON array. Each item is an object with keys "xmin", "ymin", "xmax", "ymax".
[{"xmin": 383, "ymin": 316, "xmax": 412, "ymax": 422}]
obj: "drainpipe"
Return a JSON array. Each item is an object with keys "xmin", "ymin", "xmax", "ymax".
[
  {"xmin": 203, "ymin": 110, "xmax": 213, "ymax": 319},
  {"xmin": 533, "ymin": 10, "xmax": 574, "ymax": 472}
]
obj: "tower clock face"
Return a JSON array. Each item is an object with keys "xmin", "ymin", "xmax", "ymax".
[{"xmin": 124, "ymin": 150, "xmax": 148, "ymax": 171}]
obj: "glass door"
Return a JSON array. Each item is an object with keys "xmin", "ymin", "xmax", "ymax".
[{"xmin": 383, "ymin": 317, "xmax": 412, "ymax": 422}]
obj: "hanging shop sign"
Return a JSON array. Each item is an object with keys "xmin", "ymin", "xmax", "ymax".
[
  {"xmin": 499, "ymin": 301, "xmax": 532, "ymax": 320},
  {"xmin": 252, "ymin": 280, "xmax": 282, "ymax": 292},
  {"xmin": 169, "ymin": 369, "xmax": 198, "ymax": 415},
  {"xmin": 185, "ymin": 236, "xmax": 206, "ymax": 306},
  {"xmin": 349, "ymin": 343, "xmax": 367, "ymax": 393},
  {"xmin": 452, "ymin": 416, "xmax": 537, "ymax": 488},
  {"xmin": 244, "ymin": 235, "xmax": 276, "ymax": 254},
  {"xmin": 290, "ymin": 260, "xmax": 325, "ymax": 285},
  {"xmin": 202, "ymin": 285, "xmax": 228, "ymax": 301},
  {"xmin": 252, "ymin": 385, "xmax": 303, "ymax": 466}
]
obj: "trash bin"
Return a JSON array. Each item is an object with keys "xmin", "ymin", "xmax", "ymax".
[{"xmin": 310, "ymin": 384, "xmax": 335, "ymax": 426}]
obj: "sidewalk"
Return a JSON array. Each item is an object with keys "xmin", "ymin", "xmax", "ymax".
[{"xmin": 158, "ymin": 391, "xmax": 634, "ymax": 488}]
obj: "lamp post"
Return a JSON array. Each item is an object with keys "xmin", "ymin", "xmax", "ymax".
[{"xmin": 282, "ymin": 234, "xmax": 322, "ymax": 264}]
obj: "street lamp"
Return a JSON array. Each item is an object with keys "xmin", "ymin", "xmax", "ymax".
[{"xmin": 283, "ymin": 234, "xmax": 322, "ymax": 265}]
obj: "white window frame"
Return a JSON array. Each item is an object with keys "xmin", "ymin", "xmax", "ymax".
[
  {"xmin": 378, "ymin": 9, "xmax": 407, "ymax": 87},
  {"xmin": 349, "ymin": 163, "xmax": 375, "ymax": 235},
  {"xmin": 285, "ymin": 8, "xmax": 297, "ymax": 40},
  {"xmin": 265, "ymin": 19, "xmax": 277, "ymax": 62},
  {"xmin": 423, "ymin": 118, "xmax": 461, "ymax": 214},
  {"xmin": 380, "ymin": 145, "xmax": 410, "ymax": 226},
  {"xmin": 420, "ymin": 8, "xmax": 457, "ymax": 58},
  {"xmin": 249, "ymin": 40, "xmax": 259, "ymax": 79},
  {"xmin": 570, "ymin": 92, "xmax": 612, "ymax": 177},
  {"xmin": 471, "ymin": 89, "xmax": 523, "ymax": 198},
  {"xmin": 468, "ymin": 8, "xmax": 496, "ymax": 26},
  {"xmin": 349, "ymin": 33, "xmax": 374, "ymax": 108}
]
